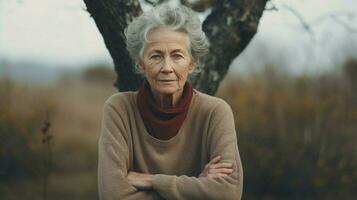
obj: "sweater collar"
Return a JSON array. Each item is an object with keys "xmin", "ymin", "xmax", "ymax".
[{"xmin": 137, "ymin": 80, "xmax": 193, "ymax": 140}]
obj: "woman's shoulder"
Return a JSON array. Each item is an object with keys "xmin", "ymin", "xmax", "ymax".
[
  {"xmin": 193, "ymin": 90, "xmax": 232, "ymax": 113},
  {"xmin": 103, "ymin": 91, "xmax": 137, "ymax": 111}
]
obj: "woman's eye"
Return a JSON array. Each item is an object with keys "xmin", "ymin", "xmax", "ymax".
[
  {"xmin": 173, "ymin": 54, "xmax": 183, "ymax": 59},
  {"xmin": 150, "ymin": 55, "xmax": 161, "ymax": 60}
]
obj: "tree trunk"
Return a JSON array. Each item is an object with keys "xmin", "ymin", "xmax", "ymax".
[
  {"xmin": 84, "ymin": 0, "xmax": 144, "ymax": 91},
  {"xmin": 84, "ymin": 0, "xmax": 268, "ymax": 95}
]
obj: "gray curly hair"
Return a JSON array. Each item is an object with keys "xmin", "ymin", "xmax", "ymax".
[{"xmin": 124, "ymin": 3, "xmax": 209, "ymax": 73}]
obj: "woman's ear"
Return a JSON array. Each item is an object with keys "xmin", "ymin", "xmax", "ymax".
[
  {"xmin": 138, "ymin": 60, "xmax": 145, "ymax": 72},
  {"xmin": 188, "ymin": 62, "xmax": 195, "ymax": 73}
]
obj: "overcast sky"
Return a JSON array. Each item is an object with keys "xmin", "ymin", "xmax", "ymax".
[
  {"xmin": 235, "ymin": 0, "xmax": 357, "ymax": 75},
  {"xmin": 0, "ymin": 0, "xmax": 356, "ymax": 75}
]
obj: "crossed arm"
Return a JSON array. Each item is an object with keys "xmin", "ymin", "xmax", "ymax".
[
  {"xmin": 126, "ymin": 155, "xmax": 233, "ymax": 189},
  {"xmin": 98, "ymin": 101, "xmax": 243, "ymax": 200}
]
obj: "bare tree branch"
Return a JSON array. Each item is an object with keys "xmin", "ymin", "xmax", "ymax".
[
  {"xmin": 281, "ymin": 4, "xmax": 315, "ymax": 39},
  {"xmin": 282, "ymin": 4, "xmax": 357, "ymax": 38},
  {"xmin": 310, "ymin": 11, "xmax": 357, "ymax": 34},
  {"xmin": 329, "ymin": 14, "xmax": 357, "ymax": 33}
]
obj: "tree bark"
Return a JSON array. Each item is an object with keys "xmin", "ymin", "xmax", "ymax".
[
  {"xmin": 195, "ymin": 0, "xmax": 267, "ymax": 94},
  {"xmin": 84, "ymin": 0, "xmax": 268, "ymax": 95},
  {"xmin": 84, "ymin": 0, "xmax": 144, "ymax": 91}
]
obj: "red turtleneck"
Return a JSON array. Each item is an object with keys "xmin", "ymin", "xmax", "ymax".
[{"xmin": 137, "ymin": 80, "xmax": 193, "ymax": 140}]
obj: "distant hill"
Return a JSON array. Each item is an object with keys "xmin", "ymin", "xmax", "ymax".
[{"xmin": 0, "ymin": 59, "xmax": 74, "ymax": 84}]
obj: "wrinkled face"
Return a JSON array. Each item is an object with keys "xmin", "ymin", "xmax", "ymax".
[{"xmin": 139, "ymin": 28, "xmax": 194, "ymax": 96}]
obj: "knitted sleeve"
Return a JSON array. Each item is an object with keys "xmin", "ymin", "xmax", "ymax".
[
  {"xmin": 151, "ymin": 99, "xmax": 243, "ymax": 200},
  {"xmin": 98, "ymin": 100, "xmax": 163, "ymax": 200}
]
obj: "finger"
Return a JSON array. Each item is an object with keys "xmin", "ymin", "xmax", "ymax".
[
  {"xmin": 127, "ymin": 172, "xmax": 133, "ymax": 178},
  {"xmin": 208, "ymin": 155, "xmax": 221, "ymax": 165},
  {"xmin": 207, "ymin": 173, "xmax": 228, "ymax": 178},
  {"xmin": 208, "ymin": 168, "xmax": 234, "ymax": 174},
  {"xmin": 209, "ymin": 162, "xmax": 234, "ymax": 169}
]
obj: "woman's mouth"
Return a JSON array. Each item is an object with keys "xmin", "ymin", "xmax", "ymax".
[{"xmin": 159, "ymin": 80, "xmax": 176, "ymax": 82}]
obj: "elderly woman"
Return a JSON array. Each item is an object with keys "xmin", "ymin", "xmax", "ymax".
[{"xmin": 98, "ymin": 3, "xmax": 243, "ymax": 200}]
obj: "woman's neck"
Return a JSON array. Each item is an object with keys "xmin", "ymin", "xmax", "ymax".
[{"xmin": 152, "ymin": 90, "xmax": 183, "ymax": 109}]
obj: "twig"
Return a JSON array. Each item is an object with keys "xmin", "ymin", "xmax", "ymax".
[{"xmin": 41, "ymin": 111, "xmax": 53, "ymax": 200}]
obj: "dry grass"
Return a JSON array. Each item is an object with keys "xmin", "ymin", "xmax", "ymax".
[{"xmin": 0, "ymin": 71, "xmax": 117, "ymax": 200}]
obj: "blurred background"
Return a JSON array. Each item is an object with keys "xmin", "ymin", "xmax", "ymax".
[{"xmin": 0, "ymin": 0, "xmax": 356, "ymax": 199}]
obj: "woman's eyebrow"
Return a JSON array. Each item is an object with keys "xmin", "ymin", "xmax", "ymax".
[
  {"xmin": 171, "ymin": 49, "xmax": 184, "ymax": 54},
  {"xmin": 148, "ymin": 49, "xmax": 162, "ymax": 54},
  {"xmin": 148, "ymin": 49, "xmax": 184, "ymax": 54}
]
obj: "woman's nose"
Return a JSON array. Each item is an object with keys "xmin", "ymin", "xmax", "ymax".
[{"xmin": 161, "ymin": 57, "xmax": 174, "ymax": 73}]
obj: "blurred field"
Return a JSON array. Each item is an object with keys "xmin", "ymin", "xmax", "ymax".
[
  {"xmin": 217, "ymin": 60, "xmax": 357, "ymax": 199},
  {"xmin": 0, "ymin": 65, "xmax": 117, "ymax": 200},
  {"xmin": 0, "ymin": 62, "xmax": 356, "ymax": 199}
]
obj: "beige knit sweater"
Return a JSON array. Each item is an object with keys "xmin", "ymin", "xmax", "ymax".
[{"xmin": 98, "ymin": 90, "xmax": 243, "ymax": 200}]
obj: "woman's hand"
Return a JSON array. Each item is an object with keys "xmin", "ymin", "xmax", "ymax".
[
  {"xmin": 127, "ymin": 171, "xmax": 154, "ymax": 190},
  {"xmin": 199, "ymin": 155, "xmax": 234, "ymax": 178}
]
